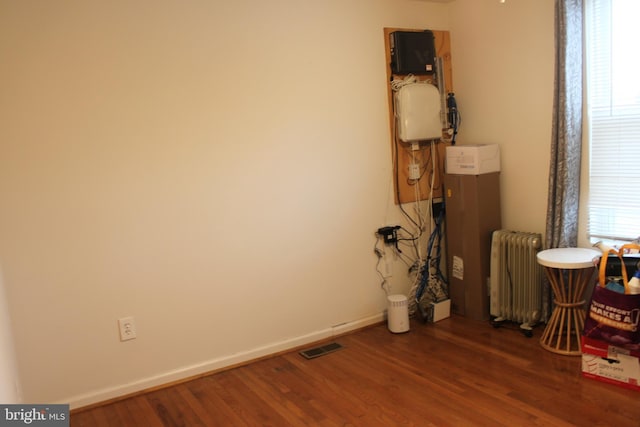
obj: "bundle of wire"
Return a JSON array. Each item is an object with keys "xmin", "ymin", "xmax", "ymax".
[{"xmin": 408, "ymin": 206, "xmax": 448, "ymax": 319}]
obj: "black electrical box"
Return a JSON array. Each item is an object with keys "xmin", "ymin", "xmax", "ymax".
[{"xmin": 390, "ymin": 30, "xmax": 436, "ymax": 75}]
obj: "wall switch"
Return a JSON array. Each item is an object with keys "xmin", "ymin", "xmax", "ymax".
[{"xmin": 118, "ymin": 317, "xmax": 137, "ymax": 341}]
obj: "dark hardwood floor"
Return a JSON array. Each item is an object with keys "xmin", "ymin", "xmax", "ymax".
[{"xmin": 71, "ymin": 315, "xmax": 639, "ymax": 426}]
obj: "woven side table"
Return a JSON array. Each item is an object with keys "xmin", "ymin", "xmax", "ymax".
[{"xmin": 537, "ymin": 248, "xmax": 601, "ymax": 356}]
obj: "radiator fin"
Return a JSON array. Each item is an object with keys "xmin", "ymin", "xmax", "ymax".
[{"xmin": 490, "ymin": 230, "xmax": 543, "ymax": 328}]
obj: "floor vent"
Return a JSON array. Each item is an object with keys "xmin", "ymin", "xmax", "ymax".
[{"xmin": 299, "ymin": 342, "xmax": 343, "ymax": 360}]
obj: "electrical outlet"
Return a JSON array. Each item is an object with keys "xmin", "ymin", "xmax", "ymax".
[
  {"xmin": 408, "ymin": 163, "xmax": 421, "ymax": 180},
  {"xmin": 118, "ymin": 317, "xmax": 137, "ymax": 341}
]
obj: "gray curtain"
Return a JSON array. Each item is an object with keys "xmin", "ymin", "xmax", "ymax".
[{"xmin": 543, "ymin": 0, "xmax": 583, "ymax": 319}]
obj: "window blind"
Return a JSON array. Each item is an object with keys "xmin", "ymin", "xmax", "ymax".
[{"xmin": 586, "ymin": 0, "xmax": 640, "ymax": 241}]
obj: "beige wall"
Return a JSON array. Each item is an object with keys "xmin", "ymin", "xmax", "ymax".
[
  {"xmin": 450, "ymin": 0, "xmax": 554, "ymax": 234},
  {"xmin": 0, "ymin": 0, "xmax": 451, "ymax": 407},
  {"xmin": 0, "ymin": 268, "xmax": 21, "ymax": 403},
  {"xmin": 0, "ymin": 0, "xmax": 556, "ymax": 408}
]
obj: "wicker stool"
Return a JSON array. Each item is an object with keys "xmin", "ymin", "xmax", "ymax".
[{"xmin": 537, "ymin": 248, "xmax": 600, "ymax": 356}]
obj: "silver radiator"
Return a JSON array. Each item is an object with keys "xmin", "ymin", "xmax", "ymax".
[{"xmin": 490, "ymin": 230, "xmax": 543, "ymax": 330}]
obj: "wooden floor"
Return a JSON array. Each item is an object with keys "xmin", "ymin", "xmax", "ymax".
[{"xmin": 70, "ymin": 315, "xmax": 640, "ymax": 426}]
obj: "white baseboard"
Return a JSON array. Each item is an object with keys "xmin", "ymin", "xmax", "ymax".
[{"xmin": 65, "ymin": 312, "xmax": 384, "ymax": 410}]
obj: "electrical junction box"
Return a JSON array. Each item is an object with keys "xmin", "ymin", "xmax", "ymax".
[
  {"xmin": 396, "ymin": 83, "xmax": 442, "ymax": 142},
  {"xmin": 430, "ymin": 299, "xmax": 451, "ymax": 323},
  {"xmin": 390, "ymin": 30, "xmax": 436, "ymax": 75},
  {"xmin": 446, "ymin": 144, "xmax": 501, "ymax": 175}
]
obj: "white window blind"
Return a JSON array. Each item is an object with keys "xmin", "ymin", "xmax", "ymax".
[{"xmin": 586, "ymin": 0, "xmax": 640, "ymax": 241}]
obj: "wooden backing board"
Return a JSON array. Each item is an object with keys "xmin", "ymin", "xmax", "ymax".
[{"xmin": 383, "ymin": 28, "xmax": 453, "ymax": 205}]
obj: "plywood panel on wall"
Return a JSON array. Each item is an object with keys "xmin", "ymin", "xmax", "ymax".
[{"xmin": 383, "ymin": 28, "xmax": 453, "ymax": 205}]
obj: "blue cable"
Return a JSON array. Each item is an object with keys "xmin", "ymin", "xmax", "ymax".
[{"xmin": 415, "ymin": 208, "xmax": 448, "ymax": 303}]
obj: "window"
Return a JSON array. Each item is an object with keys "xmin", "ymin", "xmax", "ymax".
[{"xmin": 586, "ymin": 0, "xmax": 640, "ymax": 242}]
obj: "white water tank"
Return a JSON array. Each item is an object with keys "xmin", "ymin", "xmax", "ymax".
[{"xmin": 387, "ymin": 294, "xmax": 410, "ymax": 333}]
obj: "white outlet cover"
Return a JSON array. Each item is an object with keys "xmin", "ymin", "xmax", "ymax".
[{"xmin": 118, "ymin": 317, "xmax": 137, "ymax": 341}]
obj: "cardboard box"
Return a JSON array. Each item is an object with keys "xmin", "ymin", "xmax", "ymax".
[
  {"xmin": 581, "ymin": 336, "xmax": 640, "ymax": 391},
  {"xmin": 444, "ymin": 173, "xmax": 501, "ymax": 320},
  {"xmin": 446, "ymin": 144, "xmax": 501, "ymax": 175}
]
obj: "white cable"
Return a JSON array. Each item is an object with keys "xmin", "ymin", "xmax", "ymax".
[
  {"xmin": 407, "ymin": 141, "xmax": 443, "ymax": 313},
  {"xmin": 390, "ymin": 74, "xmax": 417, "ymax": 92},
  {"xmin": 389, "ymin": 74, "xmax": 440, "ymax": 312},
  {"xmin": 427, "ymin": 141, "xmax": 448, "ymax": 301},
  {"xmin": 390, "ymin": 74, "xmax": 434, "ymax": 92},
  {"xmin": 428, "ymin": 141, "xmax": 436, "ymax": 232},
  {"xmin": 417, "ymin": 143, "xmax": 437, "ymax": 308},
  {"xmin": 410, "ymin": 142, "xmax": 444, "ymax": 313},
  {"xmin": 374, "ymin": 240, "xmax": 391, "ymax": 296},
  {"xmin": 406, "ymin": 258, "xmax": 423, "ymax": 315},
  {"xmin": 411, "ymin": 149, "xmax": 423, "ymax": 261}
]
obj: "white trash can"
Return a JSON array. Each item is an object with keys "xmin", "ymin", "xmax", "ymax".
[{"xmin": 387, "ymin": 294, "xmax": 409, "ymax": 333}]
